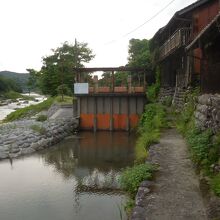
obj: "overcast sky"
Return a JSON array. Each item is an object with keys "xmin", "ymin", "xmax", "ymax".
[{"xmin": 0, "ymin": 0, "xmax": 197, "ymax": 73}]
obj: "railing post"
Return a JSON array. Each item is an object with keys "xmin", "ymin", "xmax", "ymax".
[
  {"xmin": 127, "ymin": 75, "xmax": 132, "ymax": 93},
  {"xmin": 93, "ymin": 75, "xmax": 98, "ymax": 93},
  {"xmin": 112, "ymin": 71, "xmax": 114, "ymax": 92}
]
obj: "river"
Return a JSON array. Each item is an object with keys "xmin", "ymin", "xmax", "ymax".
[
  {"xmin": 0, "ymin": 93, "xmax": 46, "ymax": 121},
  {"xmin": 0, "ymin": 131, "xmax": 136, "ymax": 220}
]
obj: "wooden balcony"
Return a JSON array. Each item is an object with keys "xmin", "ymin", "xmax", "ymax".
[{"xmin": 159, "ymin": 28, "xmax": 191, "ymax": 60}]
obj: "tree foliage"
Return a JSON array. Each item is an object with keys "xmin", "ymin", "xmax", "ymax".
[
  {"xmin": 128, "ymin": 38, "xmax": 152, "ymax": 85},
  {"xmin": 99, "ymin": 71, "xmax": 129, "ymax": 87},
  {"xmin": 39, "ymin": 41, "xmax": 95, "ymax": 96},
  {"xmin": 0, "ymin": 76, "xmax": 22, "ymax": 94},
  {"xmin": 26, "ymin": 69, "xmax": 40, "ymax": 93},
  {"xmin": 128, "ymin": 38, "xmax": 152, "ymax": 69}
]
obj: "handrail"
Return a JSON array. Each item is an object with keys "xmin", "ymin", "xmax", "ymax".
[{"xmin": 159, "ymin": 28, "xmax": 192, "ymax": 60}]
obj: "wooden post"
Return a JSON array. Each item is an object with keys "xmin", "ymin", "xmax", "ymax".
[
  {"xmin": 93, "ymin": 75, "xmax": 98, "ymax": 93},
  {"xmin": 126, "ymin": 96, "xmax": 130, "ymax": 132},
  {"xmin": 77, "ymin": 97, "xmax": 81, "ymax": 118},
  {"xmin": 110, "ymin": 97, "xmax": 113, "ymax": 131},
  {"xmin": 112, "ymin": 71, "xmax": 114, "ymax": 92},
  {"xmin": 93, "ymin": 97, "xmax": 97, "ymax": 132},
  {"xmin": 127, "ymin": 75, "xmax": 132, "ymax": 93},
  {"xmin": 144, "ymin": 72, "xmax": 146, "ymax": 92}
]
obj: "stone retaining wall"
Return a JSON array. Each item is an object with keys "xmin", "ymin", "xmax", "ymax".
[
  {"xmin": 195, "ymin": 94, "xmax": 220, "ymax": 133},
  {"xmin": 0, "ymin": 118, "xmax": 79, "ymax": 160}
]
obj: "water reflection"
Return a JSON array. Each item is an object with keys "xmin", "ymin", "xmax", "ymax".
[
  {"xmin": 42, "ymin": 132, "xmax": 135, "ymax": 191},
  {"xmin": 0, "ymin": 131, "xmax": 135, "ymax": 220}
]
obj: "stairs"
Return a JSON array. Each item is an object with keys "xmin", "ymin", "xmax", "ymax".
[{"xmin": 173, "ymin": 87, "xmax": 187, "ymax": 108}]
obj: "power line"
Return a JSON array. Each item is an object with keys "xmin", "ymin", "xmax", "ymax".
[
  {"xmin": 104, "ymin": 0, "xmax": 176, "ymax": 45},
  {"xmin": 123, "ymin": 0, "xmax": 176, "ymax": 37}
]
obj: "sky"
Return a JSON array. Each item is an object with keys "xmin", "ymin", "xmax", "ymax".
[{"xmin": 0, "ymin": 0, "xmax": 197, "ymax": 73}]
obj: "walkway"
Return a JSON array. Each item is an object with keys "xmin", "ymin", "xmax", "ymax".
[{"xmin": 144, "ymin": 129, "xmax": 207, "ymax": 220}]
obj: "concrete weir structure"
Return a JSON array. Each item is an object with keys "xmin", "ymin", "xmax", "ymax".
[
  {"xmin": 75, "ymin": 93, "xmax": 146, "ymax": 131},
  {"xmin": 73, "ymin": 67, "xmax": 147, "ymax": 131}
]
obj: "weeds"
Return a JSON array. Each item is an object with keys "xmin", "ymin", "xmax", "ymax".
[
  {"xmin": 30, "ymin": 124, "xmax": 46, "ymax": 134},
  {"xmin": 135, "ymin": 103, "xmax": 166, "ymax": 163},
  {"xmin": 146, "ymin": 66, "xmax": 160, "ymax": 103},
  {"xmin": 119, "ymin": 163, "xmax": 155, "ymax": 197},
  {"xmin": 36, "ymin": 114, "xmax": 47, "ymax": 122}
]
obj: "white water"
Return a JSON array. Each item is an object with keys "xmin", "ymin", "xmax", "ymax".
[{"xmin": 0, "ymin": 93, "xmax": 46, "ymax": 121}]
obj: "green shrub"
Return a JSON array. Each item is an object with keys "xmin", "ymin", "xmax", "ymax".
[
  {"xmin": 138, "ymin": 103, "xmax": 166, "ymax": 132},
  {"xmin": 36, "ymin": 114, "xmax": 47, "ymax": 122},
  {"xmin": 186, "ymin": 127, "xmax": 213, "ymax": 167},
  {"xmin": 119, "ymin": 163, "xmax": 154, "ymax": 197},
  {"xmin": 147, "ymin": 66, "xmax": 160, "ymax": 103},
  {"xmin": 211, "ymin": 174, "xmax": 220, "ymax": 196},
  {"xmin": 161, "ymin": 96, "xmax": 172, "ymax": 107},
  {"xmin": 135, "ymin": 103, "xmax": 166, "ymax": 163}
]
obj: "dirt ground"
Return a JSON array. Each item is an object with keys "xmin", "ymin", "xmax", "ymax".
[{"xmin": 143, "ymin": 129, "xmax": 207, "ymax": 220}]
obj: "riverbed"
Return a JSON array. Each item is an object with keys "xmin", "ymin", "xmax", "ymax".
[
  {"xmin": 0, "ymin": 93, "xmax": 46, "ymax": 121},
  {"xmin": 0, "ymin": 131, "xmax": 135, "ymax": 220}
]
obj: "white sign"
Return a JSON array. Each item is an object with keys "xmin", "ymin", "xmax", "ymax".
[{"xmin": 74, "ymin": 83, "xmax": 89, "ymax": 94}]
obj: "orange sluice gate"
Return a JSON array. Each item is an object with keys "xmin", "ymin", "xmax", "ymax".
[
  {"xmin": 97, "ymin": 114, "xmax": 110, "ymax": 130},
  {"xmin": 80, "ymin": 113, "xmax": 140, "ymax": 130},
  {"xmin": 80, "ymin": 114, "xmax": 94, "ymax": 130}
]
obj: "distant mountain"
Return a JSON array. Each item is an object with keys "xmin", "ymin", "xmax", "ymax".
[{"xmin": 0, "ymin": 71, "xmax": 29, "ymax": 91}]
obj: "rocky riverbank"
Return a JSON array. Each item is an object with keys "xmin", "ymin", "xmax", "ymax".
[{"xmin": 0, "ymin": 117, "xmax": 79, "ymax": 160}]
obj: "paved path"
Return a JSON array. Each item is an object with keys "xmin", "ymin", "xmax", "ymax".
[
  {"xmin": 50, "ymin": 106, "xmax": 73, "ymax": 119},
  {"xmin": 144, "ymin": 129, "xmax": 207, "ymax": 220}
]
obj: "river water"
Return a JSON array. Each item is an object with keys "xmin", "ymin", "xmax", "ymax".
[
  {"xmin": 0, "ymin": 93, "xmax": 46, "ymax": 121},
  {"xmin": 0, "ymin": 131, "xmax": 135, "ymax": 220}
]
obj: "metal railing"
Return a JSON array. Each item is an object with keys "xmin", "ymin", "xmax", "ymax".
[{"xmin": 159, "ymin": 28, "xmax": 191, "ymax": 60}]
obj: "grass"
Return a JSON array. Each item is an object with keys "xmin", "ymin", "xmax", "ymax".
[
  {"xmin": 135, "ymin": 103, "xmax": 167, "ymax": 163},
  {"xmin": 36, "ymin": 114, "xmax": 48, "ymax": 122},
  {"xmin": 119, "ymin": 163, "xmax": 155, "ymax": 197},
  {"xmin": 54, "ymin": 95, "xmax": 75, "ymax": 104}
]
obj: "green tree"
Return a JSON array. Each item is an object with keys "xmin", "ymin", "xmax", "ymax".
[
  {"xmin": 26, "ymin": 69, "xmax": 39, "ymax": 93},
  {"xmin": 39, "ymin": 40, "xmax": 95, "ymax": 96},
  {"xmin": 127, "ymin": 38, "xmax": 152, "ymax": 85},
  {"xmin": 0, "ymin": 76, "xmax": 22, "ymax": 94}
]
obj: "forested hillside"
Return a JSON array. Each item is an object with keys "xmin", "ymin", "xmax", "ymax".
[{"xmin": 0, "ymin": 71, "xmax": 29, "ymax": 91}]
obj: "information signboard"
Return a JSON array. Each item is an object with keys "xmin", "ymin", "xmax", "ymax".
[{"xmin": 74, "ymin": 83, "xmax": 89, "ymax": 94}]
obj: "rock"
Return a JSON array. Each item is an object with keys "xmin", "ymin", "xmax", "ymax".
[
  {"xmin": 136, "ymin": 187, "xmax": 150, "ymax": 199},
  {"xmin": 140, "ymin": 180, "xmax": 153, "ymax": 188},
  {"xmin": 197, "ymin": 104, "xmax": 208, "ymax": 115},
  {"xmin": 20, "ymin": 147, "xmax": 35, "ymax": 155},
  {"xmin": 131, "ymin": 206, "xmax": 145, "ymax": 219},
  {"xmin": 0, "ymin": 116, "xmax": 78, "ymax": 160},
  {"xmin": 20, "ymin": 143, "xmax": 30, "ymax": 149},
  {"xmin": 135, "ymin": 197, "xmax": 145, "ymax": 207},
  {"xmin": 198, "ymin": 94, "xmax": 212, "ymax": 106},
  {"xmin": 0, "ymin": 152, "xmax": 8, "ymax": 159}
]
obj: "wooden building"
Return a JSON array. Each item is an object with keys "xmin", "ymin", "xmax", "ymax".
[{"xmin": 152, "ymin": 0, "xmax": 220, "ymax": 93}]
